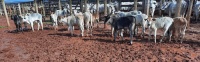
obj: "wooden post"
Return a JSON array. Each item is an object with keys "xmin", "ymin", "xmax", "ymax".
[
  {"xmin": 159, "ymin": 0, "xmax": 165, "ymax": 16},
  {"xmin": 21, "ymin": 4, "xmax": 25, "ymax": 14},
  {"xmin": 34, "ymin": 0, "xmax": 38, "ymax": 13},
  {"xmin": 58, "ymin": 0, "xmax": 61, "ymax": 10},
  {"xmin": 80, "ymin": 0, "xmax": 83, "ymax": 12},
  {"xmin": 118, "ymin": 0, "xmax": 121, "ymax": 11},
  {"xmin": 144, "ymin": 0, "xmax": 150, "ymax": 16},
  {"xmin": 84, "ymin": 0, "xmax": 87, "ymax": 12},
  {"xmin": 186, "ymin": 0, "xmax": 194, "ymax": 28},
  {"xmin": 18, "ymin": 3, "xmax": 22, "ymax": 15},
  {"xmin": 104, "ymin": 0, "xmax": 107, "ymax": 16},
  {"xmin": 97, "ymin": 0, "xmax": 99, "ymax": 14},
  {"xmin": 134, "ymin": 0, "xmax": 138, "ymax": 11},
  {"xmin": 41, "ymin": 1, "xmax": 45, "ymax": 16},
  {"xmin": 69, "ymin": 0, "xmax": 72, "ymax": 15},
  {"xmin": 175, "ymin": 0, "xmax": 182, "ymax": 17},
  {"xmin": 1, "ymin": 0, "xmax": 10, "ymax": 27}
]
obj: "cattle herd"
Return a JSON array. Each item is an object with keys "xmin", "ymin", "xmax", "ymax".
[{"xmin": 8, "ymin": 0, "xmax": 200, "ymax": 45}]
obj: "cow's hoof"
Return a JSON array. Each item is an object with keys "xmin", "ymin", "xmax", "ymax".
[{"xmin": 129, "ymin": 41, "xmax": 133, "ymax": 45}]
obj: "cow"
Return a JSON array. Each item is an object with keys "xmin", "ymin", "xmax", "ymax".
[
  {"xmin": 50, "ymin": 12, "xmax": 58, "ymax": 30},
  {"xmin": 168, "ymin": 17, "xmax": 187, "ymax": 43},
  {"xmin": 132, "ymin": 14, "xmax": 149, "ymax": 38},
  {"xmin": 107, "ymin": 15, "xmax": 136, "ymax": 45},
  {"xmin": 149, "ymin": 0, "xmax": 158, "ymax": 17},
  {"xmin": 59, "ymin": 14, "xmax": 84, "ymax": 36},
  {"xmin": 83, "ymin": 11, "xmax": 93, "ymax": 36},
  {"xmin": 21, "ymin": 13, "xmax": 43, "ymax": 32},
  {"xmin": 161, "ymin": 0, "xmax": 188, "ymax": 17},
  {"xmin": 11, "ymin": 14, "xmax": 23, "ymax": 32},
  {"xmin": 148, "ymin": 17, "xmax": 174, "ymax": 43},
  {"xmin": 104, "ymin": 10, "xmax": 142, "ymax": 36}
]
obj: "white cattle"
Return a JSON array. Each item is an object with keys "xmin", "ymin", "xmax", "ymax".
[
  {"xmin": 50, "ymin": 13, "xmax": 58, "ymax": 30},
  {"xmin": 148, "ymin": 17, "xmax": 173, "ymax": 43},
  {"xmin": 83, "ymin": 11, "xmax": 93, "ymax": 36},
  {"xmin": 59, "ymin": 14, "xmax": 84, "ymax": 36},
  {"xmin": 169, "ymin": 17, "xmax": 187, "ymax": 43},
  {"xmin": 132, "ymin": 14, "xmax": 149, "ymax": 38},
  {"xmin": 114, "ymin": 10, "xmax": 142, "ymax": 17},
  {"xmin": 161, "ymin": 0, "xmax": 188, "ymax": 17},
  {"xmin": 149, "ymin": 0, "xmax": 158, "ymax": 17},
  {"xmin": 21, "ymin": 13, "xmax": 43, "ymax": 32},
  {"xmin": 193, "ymin": 1, "xmax": 200, "ymax": 21}
]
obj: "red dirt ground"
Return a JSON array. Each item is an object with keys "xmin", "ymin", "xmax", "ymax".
[{"xmin": 0, "ymin": 16, "xmax": 200, "ymax": 62}]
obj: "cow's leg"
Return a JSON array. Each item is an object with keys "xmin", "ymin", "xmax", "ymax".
[
  {"xmin": 30, "ymin": 22, "xmax": 34, "ymax": 32},
  {"xmin": 180, "ymin": 26, "xmax": 186, "ymax": 43},
  {"xmin": 160, "ymin": 27, "xmax": 169, "ymax": 43},
  {"xmin": 24, "ymin": 22, "xmax": 28, "ymax": 30},
  {"xmin": 90, "ymin": 21, "xmax": 93, "ymax": 36},
  {"xmin": 55, "ymin": 21, "xmax": 58, "ymax": 30},
  {"xmin": 120, "ymin": 29, "xmax": 124, "ymax": 41},
  {"xmin": 37, "ymin": 23, "xmax": 40, "ymax": 30},
  {"xmin": 130, "ymin": 26, "xmax": 133, "ymax": 45},
  {"xmin": 80, "ymin": 25, "xmax": 84, "ymax": 37},
  {"xmin": 86, "ymin": 22, "xmax": 89, "ymax": 36},
  {"xmin": 69, "ymin": 25, "xmax": 73, "ymax": 36},
  {"xmin": 111, "ymin": 27, "xmax": 114, "ymax": 37},
  {"xmin": 154, "ymin": 28, "xmax": 157, "ymax": 43},
  {"xmin": 114, "ymin": 29, "xmax": 117, "ymax": 41},
  {"xmin": 148, "ymin": 28, "xmax": 153, "ymax": 41},
  {"xmin": 141, "ymin": 25, "xmax": 145, "ymax": 38},
  {"xmin": 40, "ymin": 20, "xmax": 43, "ymax": 30}
]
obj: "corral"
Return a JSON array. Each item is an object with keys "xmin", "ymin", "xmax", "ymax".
[{"xmin": 0, "ymin": 0, "xmax": 200, "ymax": 62}]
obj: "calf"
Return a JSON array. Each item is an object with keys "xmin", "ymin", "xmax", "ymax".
[
  {"xmin": 50, "ymin": 13, "xmax": 58, "ymax": 30},
  {"xmin": 148, "ymin": 17, "xmax": 173, "ymax": 43},
  {"xmin": 132, "ymin": 14, "xmax": 149, "ymax": 38},
  {"xmin": 11, "ymin": 14, "xmax": 23, "ymax": 32},
  {"xmin": 59, "ymin": 14, "xmax": 84, "ymax": 36},
  {"xmin": 21, "ymin": 13, "xmax": 43, "ymax": 32},
  {"xmin": 109, "ymin": 16, "xmax": 136, "ymax": 44},
  {"xmin": 169, "ymin": 17, "xmax": 187, "ymax": 43},
  {"xmin": 83, "ymin": 11, "xmax": 93, "ymax": 36}
]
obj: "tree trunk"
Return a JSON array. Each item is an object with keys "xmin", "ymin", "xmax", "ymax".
[
  {"xmin": 34, "ymin": 0, "xmax": 38, "ymax": 13},
  {"xmin": 69, "ymin": 0, "xmax": 72, "ymax": 15},
  {"xmin": 97, "ymin": 0, "xmax": 99, "ymax": 15},
  {"xmin": 186, "ymin": 0, "xmax": 194, "ymax": 28},
  {"xmin": 144, "ymin": 0, "xmax": 149, "ymax": 16},
  {"xmin": 1, "ymin": 0, "xmax": 10, "ymax": 27},
  {"xmin": 58, "ymin": 0, "xmax": 61, "ymax": 10},
  {"xmin": 42, "ymin": 1, "xmax": 45, "ymax": 16},
  {"xmin": 134, "ymin": 0, "xmax": 138, "ymax": 11},
  {"xmin": 84, "ymin": 0, "xmax": 87, "ymax": 12},
  {"xmin": 159, "ymin": 0, "xmax": 165, "ymax": 16},
  {"xmin": 80, "ymin": 0, "xmax": 83, "ymax": 12},
  {"xmin": 175, "ymin": 0, "xmax": 182, "ymax": 17},
  {"xmin": 104, "ymin": 0, "xmax": 107, "ymax": 16},
  {"xmin": 18, "ymin": 3, "xmax": 22, "ymax": 15}
]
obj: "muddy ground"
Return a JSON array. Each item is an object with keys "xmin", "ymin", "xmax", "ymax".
[{"xmin": 0, "ymin": 16, "xmax": 200, "ymax": 62}]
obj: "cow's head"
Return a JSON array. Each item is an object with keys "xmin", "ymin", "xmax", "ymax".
[{"xmin": 20, "ymin": 14, "xmax": 30, "ymax": 24}]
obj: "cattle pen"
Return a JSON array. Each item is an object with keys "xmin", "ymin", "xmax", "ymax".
[{"xmin": 0, "ymin": 0, "xmax": 200, "ymax": 62}]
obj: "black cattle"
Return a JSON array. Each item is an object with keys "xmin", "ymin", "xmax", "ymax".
[
  {"xmin": 11, "ymin": 15, "xmax": 23, "ymax": 32},
  {"xmin": 110, "ymin": 16, "xmax": 136, "ymax": 45}
]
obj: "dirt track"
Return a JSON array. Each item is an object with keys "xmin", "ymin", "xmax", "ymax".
[{"xmin": 0, "ymin": 16, "xmax": 200, "ymax": 62}]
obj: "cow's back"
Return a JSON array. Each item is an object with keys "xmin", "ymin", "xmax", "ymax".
[{"xmin": 155, "ymin": 17, "xmax": 173, "ymax": 28}]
